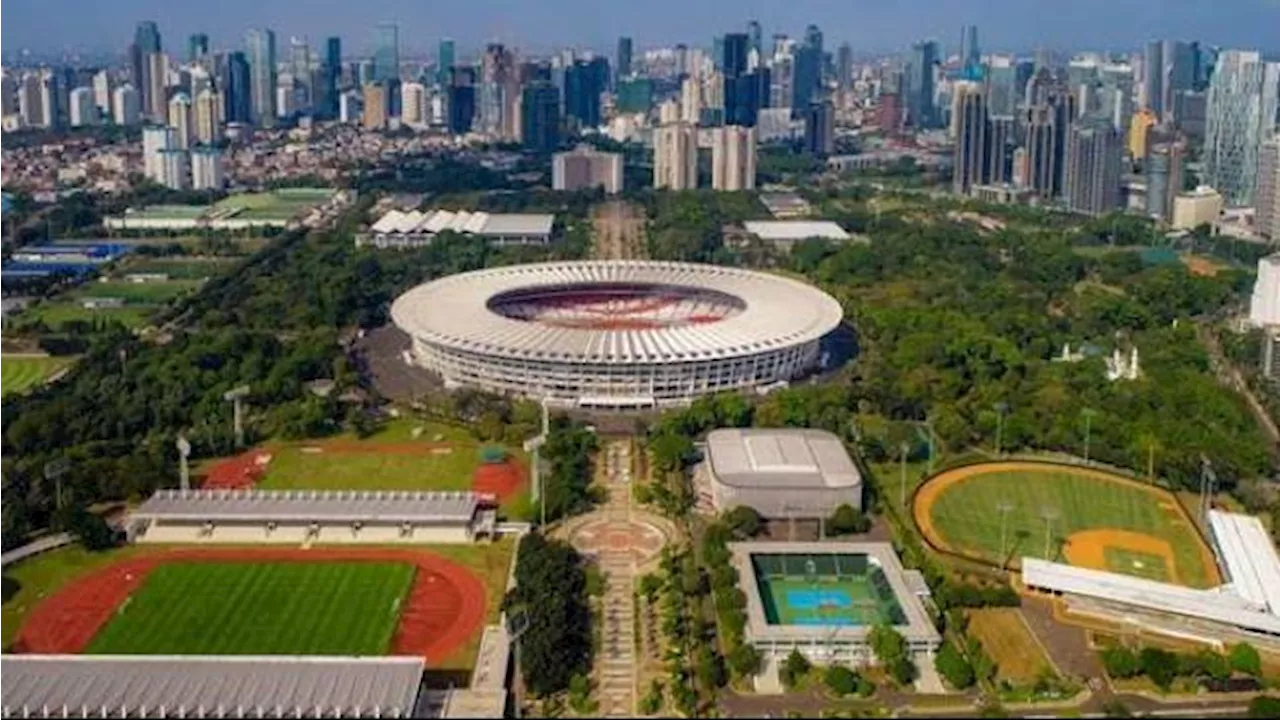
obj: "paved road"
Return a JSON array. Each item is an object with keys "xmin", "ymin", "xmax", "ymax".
[
  {"xmin": 591, "ymin": 201, "xmax": 647, "ymax": 261},
  {"xmin": 1, "ymin": 533, "xmax": 72, "ymax": 567}
]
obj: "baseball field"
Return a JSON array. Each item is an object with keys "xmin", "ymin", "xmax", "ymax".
[{"xmin": 913, "ymin": 461, "xmax": 1219, "ymax": 588}]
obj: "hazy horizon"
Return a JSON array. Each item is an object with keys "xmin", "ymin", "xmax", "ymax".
[{"xmin": 4, "ymin": 0, "xmax": 1280, "ymax": 60}]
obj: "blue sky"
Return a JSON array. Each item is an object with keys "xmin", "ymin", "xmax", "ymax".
[{"xmin": 4, "ymin": 0, "xmax": 1279, "ymax": 58}]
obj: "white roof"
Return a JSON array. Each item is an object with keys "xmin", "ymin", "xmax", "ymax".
[
  {"xmin": 133, "ymin": 488, "xmax": 481, "ymax": 524},
  {"xmin": 706, "ymin": 428, "xmax": 861, "ymax": 489},
  {"xmin": 1021, "ymin": 557, "xmax": 1280, "ymax": 636},
  {"xmin": 371, "ymin": 209, "xmax": 553, "ymax": 237},
  {"xmin": 1209, "ymin": 510, "xmax": 1280, "ymax": 615},
  {"xmin": 1, "ymin": 655, "xmax": 424, "ymax": 718},
  {"xmin": 390, "ymin": 260, "xmax": 844, "ymax": 365},
  {"xmin": 743, "ymin": 220, "xmax": 850, "ymax": 241}
]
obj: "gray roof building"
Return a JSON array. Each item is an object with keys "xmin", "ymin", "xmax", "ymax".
[
  {"xmin": 133, "ymin": 489, "xmax": 482, "ymax": 525},
  {"xmin": 705, "ymin": 428, "xmax": 862, "ymax": 517}
]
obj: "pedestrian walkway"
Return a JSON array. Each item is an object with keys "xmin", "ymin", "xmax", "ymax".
[{"xmin": 594, "ymin": 440, "xmax": 637, "ymax": 716}]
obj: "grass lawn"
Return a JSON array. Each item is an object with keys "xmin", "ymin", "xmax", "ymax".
[
  {"xmin": 213, "ymin": 190, "xmax": 331, "ymax": 221},
  {"xmin": 966, "ymin": 608, "xmax": 1054, "ymax": 683},
  {"xmin": 921, "ymin": 464, "xmax": 1215, "ymax": 588},
  {"xmin": 86, "ymin": 561, "xmax": 414, "ymax": 655},
  {"xmin": 124, "ymin": 258, "xmax": 235, "ymax": 279},
  {"xmin": 1, "ymin": 355, "xmax": 76, "ymax": 396},
  {"xmin": 21, "ymin": 302, "xmax": 153, "ymax": 329},
  {"xmin": 74, "ymin": 279, "xmax": 201, "ymax": 304}
]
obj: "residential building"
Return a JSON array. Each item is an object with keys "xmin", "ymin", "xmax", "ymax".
[
  {"xmin": 1204, "ymin": 50, "xmax": 1280, "ymax": 206},
  {"xmin": 112, "ymin": 84, "xmax": 141, "ymax": 125},
  {"xmin": 145, "ymin": 52, "xmax": 167, "ymax": 121},
  {"xmin": 1171, "ymin": 186, "xmax": 1225, "ymax": 231},
  {"xmin": 552, "ymin": 145, "xmax": 623, "ymax": 194},
  {"xmin": 167, "ymin": 92, "xmax": 193, "ymax": 150},
  {"xmin": 712, "ymin": 125, "xmax": 757, "ymax": 191},
  {"xmin": 401, "ymin": 81, "xmax": 428, "ymax": 126},
  {"xmin": 92, "ymin": 70, "xmax": 112, "ymax": 116},
  {"xmin": 159, "ymin": 148, "xmax": 191, "ymax": 190},
  {"xmin": 362, "ymin": 83, "xmax": 387, "ymax": 129},
  {"xmin": 190, "ymin": 146, "xmax": 225, "ymax": 190},
  {"xmin": 654, "ymin": 122, "xmax": 698, "ymax": 190},
  {"xmin": 142, "ymin": 125, "xmax": 175, "ymax": 181},
  {"xmin": 987, "ymin": 115, "xmax": 1016, "ymax": 185},
  {"xmin": 194, "ymin": 88, "xmax": 222, "ymax": 144},
  {"xmin": 952, "ymin": 82, "xmax": 987, "ymax": 195},
  {"xmin": 1258, "ymin": 138, "xmax": 1280, "ymax": 241},
  {"xmin": 1145, "ymin": 137, "xmax": 1185, "ymax": 222},
  {"xmin": 339, "ymin": 90, "xmax": 363, "ymax": 123},
  {"xmin": 520, "ymin": 83, "xmax": 561, "ymax": 153},
  {"xmin": 1064, "ymin": 120, "xmax": 1123, "ymax": 215},
  {"xmin": 681, "ymin": 76, "xmax": 702, "ymax": 125},
  {"xmin": 373, "ymin": 23, "xmax": 399, "ymax": 82},
  {"xmin": 1128, "ymin": 108, "xmax": 1157, "ymax": 158},
  {"xmin": 246, "ymin": 28, "xmax": 278, "ymax": 127},
  {"xmin": 68, "ymin": 86, "xmax": 96, "ymax": 126}
]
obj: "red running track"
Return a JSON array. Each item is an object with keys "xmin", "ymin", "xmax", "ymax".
[
  {"xmin": 471, "ymin": 459, "xmax": 528, "ymax": 502},
  {"xmin": 12, "ymin": 548, "xmax": 487, "ymax": 666}
]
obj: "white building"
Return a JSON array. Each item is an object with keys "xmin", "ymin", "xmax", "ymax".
[
  {"xmin": 1249, "ymin": 254, "xmax": 1280, "ymax": 328},
  {"xmin": 680, "ymin": 75, "xmax": 701, "ymax": 124},
  {"xmin": 17, "ymin": 73, "xmax": 43, "ymax": 128},
  {"xmin": 68, "ymin": 87, "xmax": 96, "ymax": 127},
  {"xmin": 167, "ymin": 93, "xmax": 193, "ymax": 150},
  {"xmin": 112, "ymin": 84, "xmax": 141, "ymax": 125},
  {"xmin": 194, "ymin": 89, "xmax": 222, "ymax": 144},
  {"xmin": 704, "ymin": 428, "xmax": 862, "ymax": 517},
  {"xmin": 159, "ymin": 148, "xmax": 191, "ymax": 190},
  {"xmin": 339, "ymin": 90, "xmax": 363, "ymax": 123},
  {"xmin": 363, "ymin": 209, "xmax": 555, "ymax": 248},
  {"xmin": 38, "ymin": 71, "xmax": 58, "ymax": 129},
  {"xmin": 653, "ymin": 122, "xmax": 698, "ymax": 190},
  {"xmin": 92, "ymin": 70, "xmax": 112, "ymax": 116},
  {"xmin": 401, "ymin": 81, "xmax": 428, "ymax": 126},
  {"xmin": 142, "ymin": 125, "xmax": 176, "ymax": 182},
  {"xmin": 1170, "ymin": 185, "xmax": 1224, "ymax": 230},
  {"xmin": 711, "ymin": 125, "xmax": 757, "ymax": 191},
  {"xmin": 552, "ymin": 145, "xmax": 623, "ymax": 194},
  {"xmin": 191, "ymin": 147, "xmax": 225, "ymax": 191}
]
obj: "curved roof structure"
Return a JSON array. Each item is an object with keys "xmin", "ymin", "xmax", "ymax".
[
  {"xmin": 391, "ymin": 261, "xmax": 844, "ymax": 364},
  {"xmin": 706, "ymin": 428, "xmax": 861, "ymax": 489}
]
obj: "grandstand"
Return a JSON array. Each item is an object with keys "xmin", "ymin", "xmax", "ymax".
[
  {"xmin": 731, "ymin": 541, "xmax": 940, "ymax": 664},
  {"xmin": 1021, "ymin": 510, "xmax": 1280, "ymax": 650},
  {"xmin": 128, "ymin": 489, "xmax": 496, "ymax": 545},
  {"xmin": 360, "ymin": 209, "xmax": 555, "ymax": 248}
]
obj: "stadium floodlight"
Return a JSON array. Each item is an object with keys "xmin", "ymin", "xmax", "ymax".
[
  {"xmin": 44, "ymin": 458, "xmax": 71, "ymax": 510},
  {"xmin": 176, "ymin": 435, "xmax": 192, "ymax": 491},
  {"xmin": 899, "ymin": 441, "xmax": 911, "ymax": 507},
  {"xmin": 1040, "ymin": 506, "xmax": 1060, "ymax": 560},
  {"xmin": 223, "ymin": 385, "xmax": 251, "ymax": 448},
  {"xmin": 993, "ymin": 402, "xmax": 1010, "ymax": 457},
  {"xmin": 996, "ymin": 501, "xmax": 1015, "ymax": 568},
  {"xmin": 1080, "ymin": 408, "xmax": 1098, "ymax": 465}
]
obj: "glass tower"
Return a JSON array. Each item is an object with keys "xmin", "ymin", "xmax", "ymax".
[
  {"xmin": 373, "ymin": 23, "xmax": 399, "ymax": 82},
  {"xmin": 1204, "ymin": 50, "xmax": 1280, "ymax": 206},
  {"xmin": 245, "ymin": 28, "xmax": 278, "ymax": 127}
]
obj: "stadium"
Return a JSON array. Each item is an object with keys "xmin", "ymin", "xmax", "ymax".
[{"xmin": 389, "ymin": 260, "xmax": 845, "ymax": 409}]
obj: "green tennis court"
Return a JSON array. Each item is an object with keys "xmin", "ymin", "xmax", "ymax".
[{"xmin": 751, "ymin": 553, "xmax": 907, "ymax": 627}]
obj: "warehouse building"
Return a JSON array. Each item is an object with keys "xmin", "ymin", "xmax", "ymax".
[
  {"xmin": 702, "ymin": 428, "xmax": 862, "ymax": 517},
  {"xmin": 359, "ymin": 209, "xmax": 555, "ymax": 248},
  {"xmin": 737, "ymin": 220, "xmax": 852, "ymax": 251}
]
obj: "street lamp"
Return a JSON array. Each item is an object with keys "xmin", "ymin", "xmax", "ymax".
[
  {"xmin": 1040, "ymin": 506, "xmax": 1060, "ymax": 560},
  {"xmin": 1080, "ymin": 408, "xmax": 1097, "ymax": 465},
  {"xmin": 993, "ymin": 402, "xmax": 1009, "ymax": 457},
  {"xmin": 899, "ymin": 441, "xmax": 911, "ymax": 508},
  {"xmin": 996, "ymin": 501, "xmax": 1014, "ymax": 568}
]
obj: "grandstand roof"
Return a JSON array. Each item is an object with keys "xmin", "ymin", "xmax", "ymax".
[
  {"xmin": 743, "ymin": 220, "xmax": 850, "ymax": 241},
  {"xmin": 707, "ymin": 428, "xmax": 861, "ymax": 490},
  {"xmin": 1208, "ymin": 510, "xmax": 1280, "ymax": 616},
  {"xmin": 133, "ymin": 489, "xmax": 481, "ymax": 524},
  {"xmin": 371, "ymin": 209, "xmax": 554, "ymax": 238},
  {"xmin": 1, "ymin": 655, "xmax": 424, "ymax": 719},
  {"xmin": 1021, "ymin": 557, "xmax": 1280, "ymax": 636}
]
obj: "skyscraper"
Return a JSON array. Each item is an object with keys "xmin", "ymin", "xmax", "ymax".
[
  {"xmin": 565, "ymin": 58, "xmax": 608, "ymax": 131},
  {"xmin": 711, "ymin": 125, "xmax": 757, "ymax": 191},
  {"xmin": 1162, "ymin": 40, "xmax": 1196, "ymax": 123},
  {"xmin": 145, "ymin": 52, "xmax": 168, "ymax": 121},
  {"xmin": 1257, "ymin": 138, "xmax": 1280, "ymax": 241},
  {"xmin": 553, "ymin": 145, "xmax": 624, "ymax": 193},
  {"xmin": 194, "ymin": 88, "xmax": 222, "ymax": 143},
  {"xmin": 245, "ymin": 28, "xmax": 278, "ymax": 127},
  {"xmin": 747, "ymin": 21, "xmax": 763, "ymax": 58},
  {"xmin": 112, "ymin": 84, "xmax": 141, "ymax": 125},
  {"xmin": 401, "ymin": 81, "xmax": 428, "ymax": 125},
  {"xmin": 167, "ymin": 92, "xmax": 193, "ymax": 149},
  {"xmin": 836, "ymin": 43, "xmax": 853, "ymax": 93},
  {"xmin": 1143, "ymin": 40, "xmax": 1164, "ymax": 117},
  {"xmin": 222, "ymin": 51, "xmax": 253, "ymax": 124},
  {"xmin": 320, "ymin": 37, "xmax": 342, "ymax": 119},
  {"xmin": 92, "ymin": 70, "xmax": 112, "ymax": 116},
  {"xmin": 952, "ymin": 82, "xmax": 987, "ymax": 195},
  {"xmin": 188, "ymin": 33, "xmax": 209, "ymax": 63},
  {"xmin": 791, "ymin": 33, "xmax": 823, "ymax": 115},
  {"xmin": 1064, "ymin": 120, "xmax": 1123, "ymax": 215},
  {"xmin": 616, "ymin": 37, "xmax": 633, "ymax": 81},
  {"xmin": 132, "ymin": 21, "xmax": 162, "ymax": 116},
  {"xmin": 960, "ymin": 25, "xmax": 980, "ymax": 75},
  {"xmin": 521, "ymin": 83, "xmax": 561, "ymax": 153},
  {"xmin": 1145, "ymin": 136, "xmax": 1186, "ymax": 221},
  {"xmin": 373, "ymin": 23, "xmax": 399, "ymax": 82},
  {"xmin": 437, "ymin": 39, "xmax": 455, "ymax": 87},
  {"xmin": 1204, "ymin": 50, "xmax": 1280, "ymax": 206},
  {"xmin": 722, "ymin": 33, "xmax": 749, "ymax": 79},
  {"xmin": 654, "ymin": 122, "xmax": 698, "ymax": 189},
  {"xmin": 987, "ymin": 115, "xmax": 1016, "ymax": 184},
  {"xmin": 448, "ymin": 67, "xmax": 476, "ymax": 134},
  {"xmin": 804, "ymin": 100, "xmax": 834, "ymax": 156},
  {"xmin": 362, "ymin": 83, "xmax": 387, "ymax": 129},
  {"xmin": 907, "ymin": 40, "xmax": 939, "ymax": 128},
  {"xmin": 479, "ymin": 43, "xmax": 515, "ymax": 137},
  {"xmin": 68, "ymin": 87, "xmax": 96, "ymax": 127}
]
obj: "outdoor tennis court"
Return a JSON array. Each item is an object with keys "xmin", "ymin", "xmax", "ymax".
[{"xmin": 751, "ymin": 553, "xmax": 907, "ymax": 627}]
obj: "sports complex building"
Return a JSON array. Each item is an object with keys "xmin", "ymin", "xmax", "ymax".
[
  {"xmin": 701, "ymin": 428, "xmax": 863, "ymax": 517},
  {"xmin": 389, "ymin": 260, "xmax": 845, "ymax": 409},
  {"xmin": 1022, "ymin": 510, "xmax": 1280, "ymax": 650},
  {"xmin": 730, "ymin": 541, "xmax": 941, "ymax": 664}
]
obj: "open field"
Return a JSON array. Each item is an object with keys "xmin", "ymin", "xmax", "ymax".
[
  {"xmin": 123, "ymin": 258, "xmax": 236, "ymax": 279},
  {"xmin": 914, "ymin": 461, "xmax": 1218, "ymax": 588},
  {"xmin": 1, "ymin": 355, "xmax": 76, "ymax": 396},
  {"xmin": 19, "ymin": 302, "xmax": 153, "ymax": 329},
  {"xmin": 213, "ymin": 189, "xmax": 333, "ymax": 221},
  {"xmin": 73, "ymin": 279, "xmax": 202, "ymax": 304},
  {"xmin": 966, "ymin": 608, "xmax": 1054, "ymax": 683},
  {"xmin": 86, "ymin": 561, "xmax": 414, "ymax": 655}
]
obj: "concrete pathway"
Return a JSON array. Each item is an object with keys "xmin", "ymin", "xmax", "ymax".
[{"xmin": 591, "ymin": 440, "xmax": 638, "ymax": 716}]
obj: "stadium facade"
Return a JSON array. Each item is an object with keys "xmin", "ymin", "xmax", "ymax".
[{"xmin": 390, "ymin": 260, "xmax": 844, "ymax": 409}]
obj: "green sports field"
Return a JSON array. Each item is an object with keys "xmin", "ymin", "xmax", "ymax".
[
  {"xmin": 916, "ymin": 462, "xmax": 1216, "ymax": 588},
  {"xmin": 86, "ymin": 562, "xmax": 414, "ymax": 655},
  {"xmin": 20, "ymin": 302, "xmax": 153, "ymax": 329},
  {"xmin": 73, "ymin": 279, "xmax": 202, "ymax": 304},
  {"xmin": 2, "ymin": 356, "xmax": 76, "ymax": 396}
]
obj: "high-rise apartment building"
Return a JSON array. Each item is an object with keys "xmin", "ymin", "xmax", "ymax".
[
  {"xmin": 1204, "ymin": 50, "xmax": 1280, "ymax": 206},
  {"xmin": 68, "ymin": 87, "xmax": 96, "ymax": 127},
  {"xmin": 987, "ymin": 115, "xmax": 1016, "ymax": 184},
  {"xmin": 952, "ymin": 83, "xmax": 988, "ymax": 195},
  {"xmin": 653, "ymin": 122, "xmax": 698, "ymax": 190},
  {"xmin": 1064, "ymin": 120, "xmax": 1123, "ymax": 215},
  {"xmin": 245, "ymin": 28, "xmax": 278, "ymax": 127},
  {"xmin": 194, "ymin": 88, "xmax": 222, "ymax": 144},
  {"xmin": 373, "ymin": 23, "xmax": 399, "ymax": 82},
  {"xmin": 711, "ymin": 125, "xmax": 757, "ymax": 191},
  {"xmin": 92, "ymin": 70, "xmax": 112, "ymax": 116},
  {"xmin": 401, "ymin": 81, "xmax": 428, "ymax": 125},
  {"xmin": 1258, "ymin": 138, "xmax": 1280, "ymax": 241},
  {"xmin": 167, "ymin": 92, "xmax": 192, "ymax": 149},
  {"xmin": 112, "ymin": 84, "xmax": 141, "ymax": 125},
  {"xmin": 362, "ymin": 83, "xmax": 387, "ymax": 129},
  {"xmin": 553, "ymin": 145, "xmax": 624, "ymax": 194},
  {"xmin": 145, "ymin": 52, "xmax": 168, "ymax": 121},
  {"xmin": 191, "ymin": 146, "xmax": 225, "ymax": 190}
]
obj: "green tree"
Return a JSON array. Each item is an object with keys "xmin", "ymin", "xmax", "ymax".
[
  {"xmin": 639, "ymin": 679, "xmax": 664, "ymax": 715},
  {"xmin": 727, "ymin": 642, "xmax": 761, "ymax": 678},
  {"xmin": 508, "ymin": 534, "xmax": 592, "ymax": 696},
  {"xmin": 1248, "ymin": 696, "xmax": 1280, "ymax": 719},
  {"xmin": 828, "ymin": 503, "xmax": 870, "ymax": 535},
  {"xmin": 1139, "ymin": 647, "xmax": 1179, "ymax": 690},
  {"xmin": 1100, "ymin": 645, "xmax": 1140, "ymax": 679},
  {"xmin": 1229, "ymin": 642, "xmax": 1262, "ymax": 677},
  {"xmin": 780, "ymin": 648, "xmax": 811, "ymax": 688},
  {"xmin": 824, "ymin": 664, "xmax": 860, "ymax": 696},
  {"xmin": 723, "ymin": 505, "xmax": 763, "ymax": 539},
  {"xmin": 869, "ymin": 623, "xmax": 908, "ymax": 667},
  {"xmin": 934, "ymin": 641, "xmax": 976, "ymax": 689}
]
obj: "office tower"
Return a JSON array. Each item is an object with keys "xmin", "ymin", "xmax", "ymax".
[
  {"xmin": 400, "ymin": 81, "xmax": 427, "ymax": 125},
  {"xmin": 288, "ymin": 37, "xmax": 313, "ymax": 111},
  {"xmin": 837, "ymin": 43, "xmax": 853, "ymax": 93},
  {"xmin": 68, "ymin": 87, "xmax": 96, "ymax": 126},
  {"xmin": 112, "ymin": 84, "xmax": 141, "ymax": 125},
  {"xmin": 1128, "ymin": 108, "xmax": 1157, "ymax": 158},
  {"xmin": 373, "ymin": 23, "xmax": 399, "ymax": 82},
  {"xmin": 987, "ymin": 115, "xmax": 1016, "ymax": 184},
  {"xmin": 356, "ymin": 60, "xmax": 374, "ymax": 88},
  {"xmin": 952, "ymin": 83, "xmax": 987, "ymax": 194},
  {"xmin": 553, "ymin": 145, "xmax": 623, "ymax": 193},
  {"xmin": 985, "ymin": 58, "xmax": 1021, "ymax": 116},
  {"xmin": 448, "ymin": 67, "xmax": 476, "ymax": 134},
  {"xmin": 1170, "ymin": 89, "xmax": 1206, "ymax": 139},
  {"xmin": 804, "ymin": 100, "xmax": 834, "ymax": 156},
  {"xmin": 1258, "ymin": 138, "xmax": 1280, "ymax": 241},
  {"xmin": 653, "ymin": 122, "xmax": 698, "ymax": 189},
  {"xmin": 791, "ymin": 34, "xmax": 823, "ymax": 114},
  {"xmin": 520, "ymin": 83, "xmax": 561, "ymax": 152},
  {"xmin": 770, "ymin": 53, "xmax": 794, "ymax": 110},
  {"xmin": 132, "ymin": 21, "xmax": 162, "ymax": 116},
  {"xmin": 906, "ymin": 40, "xmax": 939, "ymax": 128},
  {"xmin": 804, "ymin": 24, "xmax": 823, "ymax": 54},
  {"xmin": 1064, "ymin": 120, "xmax": 1123, "ymax": 215},
  {"xmin": 143, "ymin": 53, "xmax": 168, "ymax": 121},
  {"xmin": 191, "ymin": 146, "xmax": 225, "ymax": 190},
  {"xmin": 565, "ymin": 58, "xmax": 608, "ymax": 131},
  {"xmin": 480, "ymin": 43, "xmax": 515, "ymax": 137},
  {"xmin": 617, "ymin": 37, "xmax": 633, "ymax": 81},
  {"xmin": 960, "ymin": 25, "xmax": 980, "ymax": 74},
  {"xmin": 92, "ymin": 70, "xmax": 112, "ymax": 116},
  {"xmin": 878, "ymin": 92, "xmax": 903, "ymax": 135},
  {"xmin": 615, "ymin": 78, "xmax": 653, "ymax": 113},
  {"xmin": 713, "ymin": 36, "xmax": 725, "ymax": 72},
  {"xmin": 362, "ymin": 83, "xmax": 387, "ymax": 129},
  {"xmin": 711, "ymin": 125, "xmax": 757, "ymax": 191},
  {"xmin": 1146, "ymin": 137, "xmax": 1186, "ymax": 221},
  {"xmin": 722, "ymin": 33, "xmax": 749, "ymax": 80},
  {"xmin": 1205, "ymin": 50, "xmax": 1280, "ymax": 206},
  {"xmin": 245, "ymin": 29, "xmax": 278, "ymax": 127},
  {"xmin": 194, "ymin": 88, "xmax": 222, "ymax": 143},
  {"xmin": 222, "ymin": 52, "xmax": 253, "ymax": 124},
  {"xmin": 1, "ymin": 75, "xmax": 16, "ymax": 117},
  {"xmin": 315, "ymin": 37, "xmax": 340, "ymax": 119},
  {"xmin": 725, "ymin": 69, "xmax": 765, "ymax": 127},
  {"xmin": 189, "ymin": 33, "xmax": 210, "ymax": 63},
  {"xmin": 1162, "ymin": 40, "xmax": 1196, "ymax": 123},
  {"xmin": 437, "ymin": 39, "xmax": 455, "ymax": 86},
  {"xmin": 747, "ymin": 21, "xmax": 763, "ymax": 57},
  {"xmin": 167, "ymin": 92, "xmax": 192, "ymax": 149},
  {"xmin": 339, "ymin": 90, "xmax": 363, "ymax": 123},
  {"xmin": 1143, "ymin": 40, "xmax": 1164, "ymax": 117}
]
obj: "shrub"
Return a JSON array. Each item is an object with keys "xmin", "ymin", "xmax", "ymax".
[
  {"xmin": 1229, "ymin": 642, "xmax": 1262, "ymax": 677},
  {"xmin": 824, "ymin": 665, "xmax": 859, "ymax": 696},
  {"xmin": 727, "ymin": 642, "xmax": 761, "ymax": 678},
  {"xmin": 639, "ymin": 679, "xmax": 663, "ymax": 716},
  {"xmin": 724, "ymin": 506, "xmax": 763, "ymax": 538},
  {"xmin": 1139, "ymin": 647, "xmax": 1178, "ymax": 690},
  {"xmin": 1100, "ymin": 645, "xmax": 1140, "ymax": 679},
  {"xmin": 934, "ymin": 641, "xmax": 976, "ymax": 689},
  {"xmin": 828, "ymin": 503, "xmax": 870, "ymax": 535},
  {"xmin": 1248, "ymin": 696, "xmax": 1280, "ymax": 719},
  {"xmin": 780, "ymin": 648, "xmax": 812, "ymax": 688}
]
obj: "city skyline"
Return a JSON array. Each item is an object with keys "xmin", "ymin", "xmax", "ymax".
[{"xmin": 4, "ymin": 0, "xmax": 1280, "ymax": 60}]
